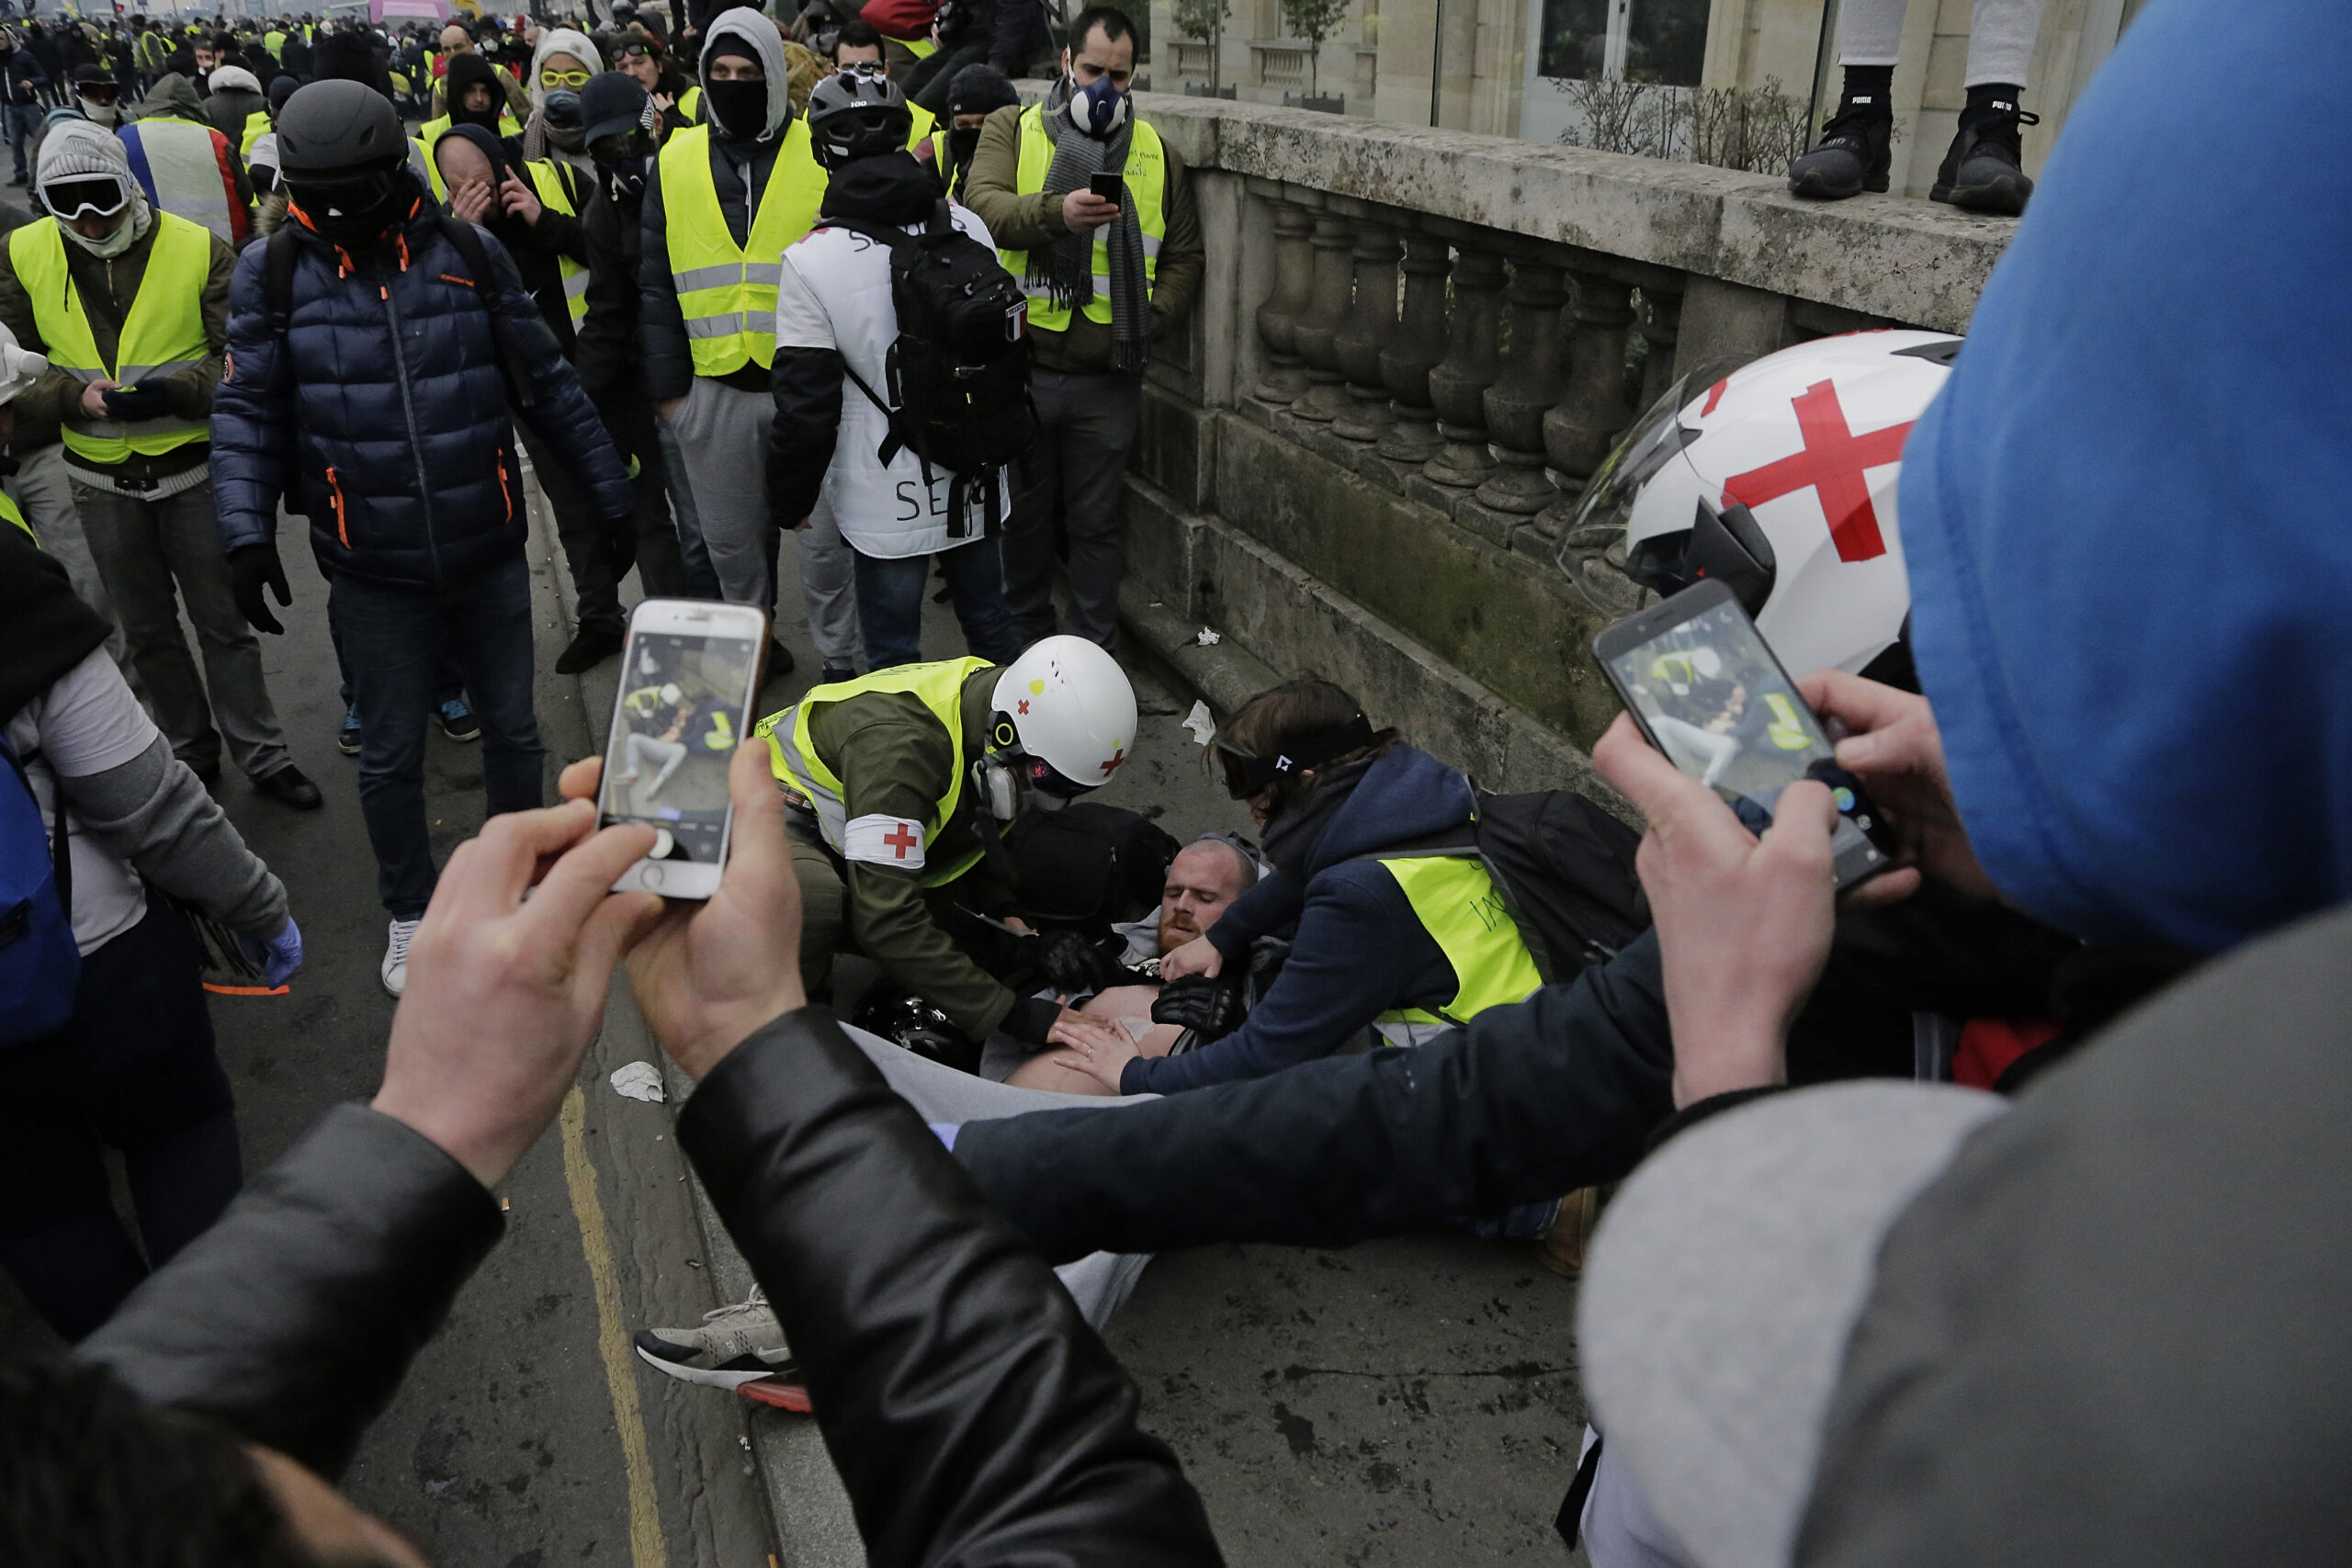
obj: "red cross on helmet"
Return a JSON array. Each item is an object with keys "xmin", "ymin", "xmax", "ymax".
[
  {"xmin": 988, "ymin": 635, "xmax": 1138, "ymax": 798},
  {"xmin": 1561, "ymin": 330, "xmax": 1960, "ymax": 683}
]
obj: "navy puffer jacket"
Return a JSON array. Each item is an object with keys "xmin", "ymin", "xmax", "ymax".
[{"xmin": 211, "ymin": 207, "xmax": 633, "ymax": 589}]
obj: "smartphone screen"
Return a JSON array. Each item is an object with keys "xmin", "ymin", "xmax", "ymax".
[
  {"xmin": 600, "ymin": 624, "xmax": 761, "ymax": 867},
  {"xmin": 1089, "ymin": 171, "xmax": 1124, "ymax": 203}
]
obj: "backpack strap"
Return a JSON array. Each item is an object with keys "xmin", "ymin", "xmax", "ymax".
[{"xmin": 264, "ymin": 222, "xmax": 300, "ymax": 341}]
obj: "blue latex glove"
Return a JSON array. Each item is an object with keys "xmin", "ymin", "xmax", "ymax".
[{"xmin": 232, "ymin": 915, "xmax": 304, "ymax": 988}]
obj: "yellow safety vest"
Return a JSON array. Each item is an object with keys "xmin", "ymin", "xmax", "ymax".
[
  {"xmin": 891, "ymin": 33, "xmax": 937, "ymax": 59},
  {"xmin": 755, "ymin": 657, "xmax": 993, "ymax": 889},
  {"xmin": 658, "ymin": 118, "xmax": 825, "ymax": 377},
  {"xmin": 7, "ymin": 214, "xmax": 212, "ymax": 467},
  {"xmin": 419, "ymin": 109, "xmax": 523, "ymax": 146},
  {"xmin": 1, "ymin": 490, "xmax": 29, "ymax": 541},
  {"xmin": 1001, "ymin": 102, "xmax": 1165, "ymax": 334},
  {"xmin": 264, "ymin": 28, "xmax": 286, "ymax": 58},
  {"xmin": 240, "ymin": 108, "xmax": 269, "ymax": 157},
  {"xmin": 523, "ymin": 159, "xmax": 588, "ymax": 323},
  {"xmin": 675, "ymin": 84, "xmax": 701, "ymax": 123},
  {"xmin": 1370, "ymin": 855, "xmax": 1545, "ymax": 1045}
]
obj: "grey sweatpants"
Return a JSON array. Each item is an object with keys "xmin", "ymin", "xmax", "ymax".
[
  {"xmin": 8, "ymin": 444, "xmax": 129, "ymax": 671},
  {"xmin": 844, "ymin": 1023, "xmax": 1156, "ymax": 1330},
  {"xmin": 665, "ymin": 376, "xmax": 860, "ymax": 669},
  {"xmin": 75, "ymin": 479, "xmax": 292, "ymax": 783},
  {"xmin": 1838, "ymin": 0, "xmax": 2045, "ymax": 86}
]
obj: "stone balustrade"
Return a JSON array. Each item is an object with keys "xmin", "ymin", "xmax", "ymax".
[{"xmin": 1086, "ymin": 90, "xmax": 2018, "ymax": 793}]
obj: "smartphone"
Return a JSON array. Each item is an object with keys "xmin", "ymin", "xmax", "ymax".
[
  {"xmin": 598, "ymin": 600, "xmax": 768, "ymax": 899},
  {"xmin": 1593, "ymin": 579, "xmax": 1894, "ymax": 890},
  {"xmin": 1089, "ymin": 171, "xmax": 1125, "ymax": 204}
]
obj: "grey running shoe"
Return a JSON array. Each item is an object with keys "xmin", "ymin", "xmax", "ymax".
[{"xmin": 632, "ymin": 1288, "xmax": 807, "ymax": 1409}]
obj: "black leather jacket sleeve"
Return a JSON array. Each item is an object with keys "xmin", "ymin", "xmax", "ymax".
[
  {"xmin": 682, "ymin": 1009, "xmax": 1223, "ymax": 1568},
  {"xmin": 76, "ymin": 1104, "xmax": 503, "ymax": 1481}
]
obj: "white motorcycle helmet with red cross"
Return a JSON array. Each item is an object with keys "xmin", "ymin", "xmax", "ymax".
[
  {"xmin": 978, "ymin": 636, "xmax": 1139, "ymax": 818},
  {"xmin": 1563, "ymin": 330, "xmax": 1961, "ymax": 682}
]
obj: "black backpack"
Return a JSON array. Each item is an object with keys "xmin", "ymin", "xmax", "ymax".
[
  {"xmin": 1371, "ymin": 788, "xmax": 1649, "ymax": 986},
  {"xmin": 831, "ymin": 200, "xmax": 1036, "ymax": 537},
  {"xmin": 1004, "ymin": 802, "xmax": 1182, "ymax": 936}
]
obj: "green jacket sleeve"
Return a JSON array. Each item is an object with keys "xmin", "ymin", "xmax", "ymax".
[
  {"xmin": 818, "ymin": 695, "xmax": 1023, "ymax": 1043},
  {"xmin": 959, "ymin": 103, "xmax": 1064, "ymax": 254},
  {"xmin": 1147, "ymin": 142, "xmax": 1203, "ymax": 341}
]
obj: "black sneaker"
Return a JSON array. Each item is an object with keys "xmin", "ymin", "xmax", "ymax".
[
  {"xmin": 817, "ymin": 666, "xmax": 855, "ymax": 686},
  {"xmin": 435, "ymin": 697, "xmax": 481, "ymax": 742},
  {"xmin": 1931, "ymin": 99, "xmax": 2040, "ymax": 215},
  {"xmin": 254, "ymin": 764, "xmax": 324, "ymax": 810},
  {"xmin": 337, "ymin": 702, "xmax": 362, "ymax": 756},
  {"xmin": 1788, "ymin": 101, "xmax": 1893, "ymax": 200},
  {"xmin": 766, "ymin": 639, "xmax": 796, "ymax": 680},
  {"xmin": 556, "ymin": 620, "xmax": 625, "ymax": 675}
]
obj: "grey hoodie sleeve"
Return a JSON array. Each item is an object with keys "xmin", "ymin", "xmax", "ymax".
[{"xmin": 59, "ymin": 735, "xmax": 289, "ymax": 939}]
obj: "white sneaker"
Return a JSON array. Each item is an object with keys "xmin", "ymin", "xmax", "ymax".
[
  {"xmin": 381, "ymin": 918, "xmax": 421, "ymax": 998},
  {"xmin": 632, "ymin": 1286, "xmax": 804, "ymax": 1401}
]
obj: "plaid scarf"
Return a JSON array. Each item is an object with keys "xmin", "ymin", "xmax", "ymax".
[{"xmin": 1033, "ymin": 77, "xmax": 1149, "ymax": 371}]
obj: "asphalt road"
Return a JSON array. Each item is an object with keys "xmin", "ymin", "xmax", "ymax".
[{"xmin": 2, "ymin": 462, "xmax": 1593, "ymax": 1567}]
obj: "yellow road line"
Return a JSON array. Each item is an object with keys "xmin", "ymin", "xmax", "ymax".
[{"xmin": 560, "ymin": 1086, "xmax": 669, "ymax": 1568}]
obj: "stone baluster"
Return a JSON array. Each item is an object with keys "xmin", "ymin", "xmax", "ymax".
[
  {"xmin": 1330, "ymin": 209, "xmax": 1403, "ymax": 442},
  {"xmin": 1250, "ymin": 180, "xmax": 1317, "ymax": 405},
  {"xmin": 1540, "ymin": 264, "xmax": 1637, "ymax": 490},
  {"xmin": 1376, "ymin": 221, "xmax": 1451, "ymax": 464},
  {"xmin": 1419, "ymin": 222, "xmax": 1505, "ymax": 487},
  {"xmin": 1632, "ymin": 278, "xmax": 1684, "ymax": 415},
  {"xmin": 1289, "ymin": 197, "xmax": 1359, "ymax": 423},
  {"xmin": 1473, "ymin": 244, "xmax": 1568, "ymax": 514}
]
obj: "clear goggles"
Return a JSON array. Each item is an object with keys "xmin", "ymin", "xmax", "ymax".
[{"xmin": 41, "ymin": 176, "xmax": 130, "ymax": 220}]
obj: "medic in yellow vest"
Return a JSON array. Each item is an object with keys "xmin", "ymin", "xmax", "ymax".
[
  {"xmin": 754, "ymin": 638, "xmax": 1138, "ymax": 1065},
  {"xmin": 1047, "ymin": 681, "xmax": 1547, "ymax": 1097}
]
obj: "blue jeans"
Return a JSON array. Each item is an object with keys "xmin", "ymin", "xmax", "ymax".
[
  {"xmin": 853, "ymin": 536, "xmax": 1023, "ymax": 671},
  {"xmin": 330, "ymin": 557, "xmax": 545, "ymax": 919},
  {"xmin": 6, "ymin": 102, "xmax": 40, "ymax": 181}
]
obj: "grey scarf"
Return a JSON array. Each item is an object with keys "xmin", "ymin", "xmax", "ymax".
[{"xmin": 1033, "ymin": 76, "xmax": 1149, "ymax": 371}]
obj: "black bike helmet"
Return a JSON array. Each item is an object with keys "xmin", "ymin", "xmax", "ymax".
[{"xmin": 805, "ymin": 66, "xmax": 910, "ymax": 170}]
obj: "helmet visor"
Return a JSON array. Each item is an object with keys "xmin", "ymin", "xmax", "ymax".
[{"xmin": 1558, "ymin": 355, "xmax": 1750, "ymax": 615}]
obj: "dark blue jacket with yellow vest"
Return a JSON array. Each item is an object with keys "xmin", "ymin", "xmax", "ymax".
[
  {"xmin": 211, "ymin": 204, "xmax": 631, "ymax": 589},
  {"xmin": 1121, "ymin": 744, "xmax": 1544, "ymax": 1096}
]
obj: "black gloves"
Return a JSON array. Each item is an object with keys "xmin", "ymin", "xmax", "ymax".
[
  {"xmin": 1024, "ymin": 929, "xmax": 1126, "ymax": 995},
  {"xmin": 98, "ymin": 382, "xmax": 171, "ymax": 422},
  {"xmin": 1151, "ymin": 972, "xmax": 1246, "ymax": 1043},
  {"xmin": 229, "ymin": 542, "xmax": 292, "ymax": 635}
]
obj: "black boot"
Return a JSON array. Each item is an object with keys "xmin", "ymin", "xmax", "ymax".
[
  {"xmin": 1788, "ymin": 65, "xmax": 1894, "ymax": 200},
  {"xmin": 556, "ymin": 619, "xmax": 626, "ymax": 675},
  {"xmin": 1932, "ymin": 84, "xmax": 2040, "ymax": 215}
]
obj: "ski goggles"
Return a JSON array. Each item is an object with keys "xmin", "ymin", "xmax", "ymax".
[
  {"xmin": 1213, "ymin": 713, "xmax": 1374, "ymax": 800},
  {"xmin": 617, "ymin": 39, "xmax": 662, "ymax": 58},
  {"xmin": 540, "ymin": 66, "xmax": 593, "ymax": 86},
  {"xmin": 41, "ymin": 176, "xmax": 130, "ymax": 220}
]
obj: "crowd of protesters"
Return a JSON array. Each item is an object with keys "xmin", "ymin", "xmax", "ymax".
[{"xmin": 5, "ymin": 0, "xmax": 2346, "ymax": 1566}]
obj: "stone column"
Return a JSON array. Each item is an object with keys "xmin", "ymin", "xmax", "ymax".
[
  {"xmin": 1289, "ymin": 197, "xmax": 1359, "ymax": 423},
  {"xmin": 1377, "ymin": 223, "xmax": 1451, "ymax": 464},
  {"xmin": 1420, "ymin": 223, "xmax": 1504, "ymax": 488},
  {"xmin": 1331, "ymin": 209, "xmax": 1402, "ymax": 442},
  {"xmin": 1250, "ymin": 181, "xmax": 1317, "ymax": 405},
  {"xmin": 1540, "ymin": 265, "xmax": 1637, "ymax": 488},
  {"xmin": 1634, "ymin": 281, "xmax": 1684, "ymax": 415},
  {"xmin": 1474, "ymin": 245, "xmax": 1567, "ymax": 514}
]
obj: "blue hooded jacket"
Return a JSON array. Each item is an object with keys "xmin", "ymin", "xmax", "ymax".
[
  {"xmin": 1898, "ymin": 0, "xmax": 2352, "ymax": 954},
  {"xmin": 1122, "ymin": 744, "xmax": 1478, "ymax": 1095},
  {"xmin": 212, "ymin": 204, "xmax": 633, "ymax": 589}
]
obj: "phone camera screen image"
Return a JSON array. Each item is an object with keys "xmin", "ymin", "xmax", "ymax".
[
  {"xmin": 601, "ymin": 633, "xmax": 759, "ymax": 863},
  {"xmin": 1603, "ymin": 595, "xmax": 1837, "ymax": 837}
]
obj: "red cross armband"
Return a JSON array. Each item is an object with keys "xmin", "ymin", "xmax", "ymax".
[{"xmin": 843, "ymin": 813, "xmax": 928, "ymax": 870}]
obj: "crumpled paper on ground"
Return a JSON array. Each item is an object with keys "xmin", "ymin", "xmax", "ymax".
[
  {"xmin": 610, "ymin": 1061, "xmax": 667, "ymax": 1103},
  {"xmin": 1195, "ymin": 626, "xmax": 1221, "ymax": 646},
  {"xmin": 1182, "ymin": 699, "xmax": 1217, "ymax": 747}
]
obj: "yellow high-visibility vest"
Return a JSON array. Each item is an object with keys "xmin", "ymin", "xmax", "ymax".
[
  {"xmin": 1, "ymin": 490, "xmax": 29, "ymax": 541},
  {"xmin": 1369, "ymin": 854, "xmax": 1545, "ymax": 1046},
  {"xmin": 657, "ymin": 119, "xmax": 825, "ymax": 378},
  {"xmin": 1000, "ymin": 102, "xmax": 1165, "ymax": 334},
  {"xmin": 675, "ymin": 84, "xmax": 701, "ymax": 123},
  {"xmin": 7, "ymin": 213, "xmax": 213, "ymax": 467},
  {"xmin": 523, "ymin": 159, "xmax": 589, "ymax": 324},
  {"xmin": 264, "ymin": 28, "xmax": 286, "ymax": 58},
  {"xmin": 240, "ymin": 108, "xmax": 269, "ymax": 157},
  {"xmin": 756, "ymin": 657, "xmax": 994, "ymax": 888}
]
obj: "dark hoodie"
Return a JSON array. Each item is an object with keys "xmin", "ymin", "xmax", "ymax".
[
  {"xmin": 439, "ymin": 52, "xmax": 509, "ymax": 134},
  {"xmin": 1120, "ymin": 744, "xmax": 1478, "ymax": 1095}
]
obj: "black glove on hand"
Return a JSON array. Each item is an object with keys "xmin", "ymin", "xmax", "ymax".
[
  {"xmin": 99, "ymin": 382, "xmax": 172, "ymax": 422},
  {"xmin": 1151, "ymin": 972, "xmax": 1246, "ymax": 1042},
  {"xmin": 229, "ymin": 542, "xmax": 292, "ymax": 635},
  {"xmin": 1029, "ymin": 929, "xmax": 1125, "ymax": 995}
]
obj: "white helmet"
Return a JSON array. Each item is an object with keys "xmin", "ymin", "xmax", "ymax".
[
  {"xmin": 0, "ymin": 321, "xmax": 49, "ymax": 411},
  {"xmin": 985, "ymin": 636, "xmax": 1137, "ymax": 802},
  {"xmin": 1563, "ymin": 330, "xmax": 1960, "ymax": 680},
  {"xmin": 659, "ymin": 682, "xmax": 682, "ymax": 704}
]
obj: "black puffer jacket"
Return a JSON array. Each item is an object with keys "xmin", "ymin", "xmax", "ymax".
[{"xmin": 79, "ymin": 1010, "xmax": 1222, "ymax": 1566}]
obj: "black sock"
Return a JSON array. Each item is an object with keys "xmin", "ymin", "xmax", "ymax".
[
  {"xmin": 1964, "ymin": 82, "xmax": 2023, "ymax": 118},
  {"xmin": 1840, "ymin": 64, "xmax": 1894, "ymax": 113}
]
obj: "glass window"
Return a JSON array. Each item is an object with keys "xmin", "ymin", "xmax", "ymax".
[
  {"xmin": 1537, "ymin": 0, "xmax": 1609, "ymax": 81},
  {"xmin": 1623, "ymin": 0, "xmax": 1706, "ymax": 85}
]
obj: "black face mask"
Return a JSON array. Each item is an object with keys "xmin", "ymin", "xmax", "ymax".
[
  {"xmin": 946, "ymin": 126, "xmax": 980, "ymax": 172},
  {"xmin": 597, "ymin": 148, "xmax": 650, "ymax": 204},
  {"xmin": 288, "ymin": 167, "xmax": 417, "ymax": 250},
  {"xmin": 703, "ymin": 74, "xmax": 768, "ymax": 139}
]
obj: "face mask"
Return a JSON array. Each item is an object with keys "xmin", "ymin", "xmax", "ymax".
[
  {"xmin": 946, "ymin": 126, "xmax": 979, "ymax": 171},
  {"xmin": 1065, "ymin": 72, "xmax": 1127, "ymax": 139},
  {"xmin": 703, "ymin": 74, "xmax": 767, "ymax": 140},
  {"xmin": 77, "ymin": 95, "xmax": 119, "ymax": 127},
  {"xmin": 542, "ymin": 87, "xmax": 585, "ymax": 152},
  {"xmin": 598, "ymin": 149, "xmax": 649, "ymax": 203}
]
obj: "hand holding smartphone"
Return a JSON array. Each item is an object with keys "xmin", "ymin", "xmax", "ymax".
[
  {"xmin": 598, "ymin": 600, "xmax": 769, "ymax": 899},
  {"xmin": 1088, "ymin": 171, "xmax": 1125, "ymax": 205},
  {"xmin": 1594, "ymin": 580, "xmax": 1894, "ymax": 892}
]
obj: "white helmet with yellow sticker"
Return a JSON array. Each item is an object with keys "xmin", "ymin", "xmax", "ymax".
[{"xmin": 984, "ymin": 636, "xmax": 1138, "ymax": 809}]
